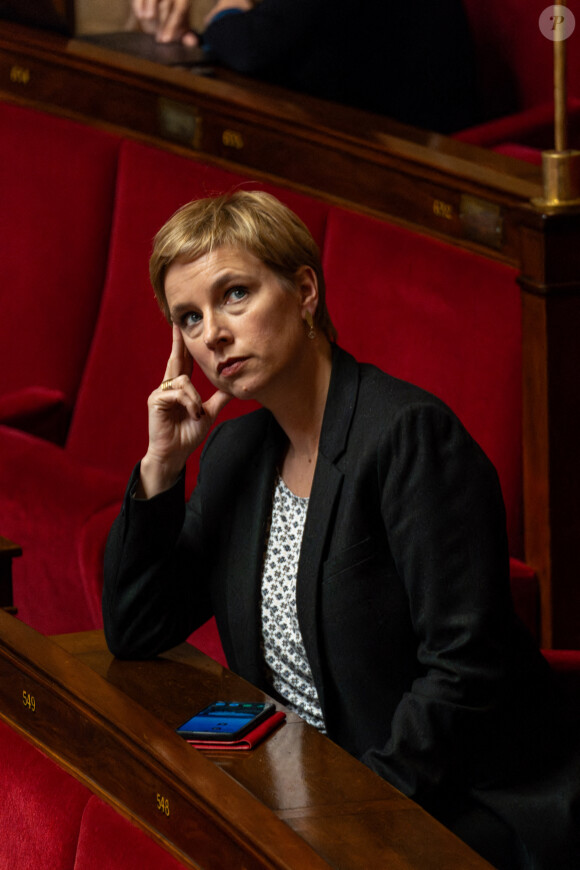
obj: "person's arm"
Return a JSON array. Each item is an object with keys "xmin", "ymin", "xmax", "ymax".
[
  {"xmin": 203, "ymin": 0, "xmax": 325, "ymax": 72},
  {"xmin": 363, "ymin": 403, "xmax": 517, "ymax": 805},
  {"xmin": 102, "ymin": 325, "xmax": 230, "ymax": 659},
  {"xmin": 103, "ymin": 465, "xmax": 205, "ymax": 659}
]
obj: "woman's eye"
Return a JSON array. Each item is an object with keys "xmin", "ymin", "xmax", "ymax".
[
  {"xmin": 182, "ymin": 311, "xmax": 201, "ymax": 327},
  {"xmin": 226, "ymin": 286, "xmax": 248, "ymax": 303}
]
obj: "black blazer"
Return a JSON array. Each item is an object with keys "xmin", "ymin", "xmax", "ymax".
[{"xmin": 104, "ymin": 347, "xmax": 578, "ymax": 865}]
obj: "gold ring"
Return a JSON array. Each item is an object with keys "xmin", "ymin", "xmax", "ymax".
[{"xmin": 161, "ymin": 378, "xmax": 174, "ymax": 391}]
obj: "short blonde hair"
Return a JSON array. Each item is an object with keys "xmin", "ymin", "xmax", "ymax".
[{"xmin": 149, "ymin": 190, "xmax": 337, "ymax": 342}]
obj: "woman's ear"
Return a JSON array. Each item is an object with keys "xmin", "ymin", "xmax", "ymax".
[{"xmin": 295, "ymin": 265, "xmax": 319, "ymax": 317}]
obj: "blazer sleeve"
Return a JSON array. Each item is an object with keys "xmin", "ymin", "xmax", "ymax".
[
  {"xmin": 102, "ymin": 462, "xmax": 213, "ymax": 660},
  {"xmin": 361, "ymin": 401, "xmax": 522, "ymax": 804}
]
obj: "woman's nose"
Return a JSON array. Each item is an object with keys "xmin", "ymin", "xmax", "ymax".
[{"xmin": 203, "ymin": 313, "xmax": 231, "ymax": 349}]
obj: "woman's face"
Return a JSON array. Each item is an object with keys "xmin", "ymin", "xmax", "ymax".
[{"xmin": 164, "ymin": 245, "xmax": 316, "ymax": 403}]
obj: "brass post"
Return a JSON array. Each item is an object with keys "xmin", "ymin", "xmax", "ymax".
[
  {"xmin": 534, "ymin": 2, "xmax": 580, "ymax": 210},
  {"xmin": 554, "ymin": 3, "xmax": 568, "ymax": 152}
]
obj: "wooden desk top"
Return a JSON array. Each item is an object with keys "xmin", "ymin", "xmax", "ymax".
[{"xmin": 0, "ymin": 612, "xmax": 491, "ymax": 868}]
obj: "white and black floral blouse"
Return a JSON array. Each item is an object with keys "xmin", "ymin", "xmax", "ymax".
[{"xmin": 260, "ymin": 475, "xmax": 326, "ymax": 732}]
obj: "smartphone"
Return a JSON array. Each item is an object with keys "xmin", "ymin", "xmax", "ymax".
[{"xmin": 176, "ymin": 701, "xmax": 276, "ymax": 741}]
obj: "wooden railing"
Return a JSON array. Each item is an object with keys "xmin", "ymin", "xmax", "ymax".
[{"xmin": 0, "ymin": 610, "xmax": 491, "ymax": 868}]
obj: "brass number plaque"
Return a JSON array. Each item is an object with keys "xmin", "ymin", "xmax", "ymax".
[
  {"xmin": 222, "ymin": 129, "xmax": 244, "ymax": 150},
  {"xmin": 156, "ymin": 793, "xmax": 171, "ymax": 817},
  {"xmin": 10, "ymin": 66, "xmax": 31, "ymax": 85},
  {"xmin": 433, "ymin": 199, "xmax": 454, "ymax": 220},
  {"xmin": 22, "ymin": 690, "xmax": 36, "ymax": 712}
]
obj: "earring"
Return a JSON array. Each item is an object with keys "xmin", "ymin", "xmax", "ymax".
[{"xmin": 305, "ymin": 311, "xmax": 316, "ymax": 340}]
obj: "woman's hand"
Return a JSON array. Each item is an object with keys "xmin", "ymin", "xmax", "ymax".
[
  {"xmin": 138, "ymin": 325, "xmax": 231, "ymax": 498},
  {"xmin": 132, "ymin": 0, "xmax": 198, "ymax": 45}
]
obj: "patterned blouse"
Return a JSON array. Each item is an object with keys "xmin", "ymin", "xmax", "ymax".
[{"xmin": 260, "ymin": 475, "xmax": 326, "ymax": 732}]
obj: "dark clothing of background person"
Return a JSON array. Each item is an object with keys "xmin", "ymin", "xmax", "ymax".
[
  {"xmin": 104, "ymin": 347, "xmax": 580, "ymax": 870},
  {"xmin": 202, "ymin": 0, "xmax": 481, "ymax": 132}
]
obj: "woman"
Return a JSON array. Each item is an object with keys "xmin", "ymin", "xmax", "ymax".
[{"xmin": 104, "ymin": 191, "xmax": 578, "ymax": 869}]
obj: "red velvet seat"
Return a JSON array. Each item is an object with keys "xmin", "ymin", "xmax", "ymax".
[
  {"xmin": 74, "ymin": 797, "xmax": 187, "ymax": 870},
  {"xmin": 0, "ymin": 718, "xmax": 188, "ymax": 867},
  {"xmin": 0, "ymin": 718, "xmax": 91, "ymax": 870},
  {"xmin": 455, "ymin": 99, "xmax": 580, "ymax": 163},
  {"xmin": 459, "ymin": 0, "xmax": 580, "ymax": 153},
  {"xmin": 0, "ymin": 102, "xmax": 120, "ymax": 443}
]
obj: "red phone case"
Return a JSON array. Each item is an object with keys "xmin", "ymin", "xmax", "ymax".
[{"xmin": 187, "ymin": 710, "xmax": 286, "ymax": 750}]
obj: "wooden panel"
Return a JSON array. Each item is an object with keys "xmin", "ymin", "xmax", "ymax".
[
  {"xmin": 0, "ymin": 612, "xmax": 491, "ymax": 868},
  {"xmin": 0, "ymin": 19, "xmax": 541, "ymax": 265},
  {"xmin": 519, "ymin": 208, "xmax": 580, "ymax": 647}
]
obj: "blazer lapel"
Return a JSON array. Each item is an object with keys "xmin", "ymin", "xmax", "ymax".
[
  {"xmin": 223, "ymin": 417, "xmax": 282, "ymax": 686},
  {"xmin": 296, "ymin": 347, "xmax": 360, "ymax": 712},
  {"xmin": 221, "ymin": 347, "xmax": 360, "ymax": 700}
]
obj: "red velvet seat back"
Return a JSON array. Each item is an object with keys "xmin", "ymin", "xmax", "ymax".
[
  {"xmin": 0, "ymin": 102, "xmax": 120, "ymax": 441},
  {"xmin": 462, "ymin": 0, "xmax": 580, "ymax": 123},
  {"xmin": 0, "ymin": 718, "xmax": 91, "ymax": 869},
  {"xmin": 66, "ymin": 140, "xmax": 329, "ymax": 483},
  {"xmin": 74, "ymin": 797, "xmax": 187, "ymax": 869},
  {"xmin": 322, "ymin": 207, "xmax": 523, "ymax": 556}
]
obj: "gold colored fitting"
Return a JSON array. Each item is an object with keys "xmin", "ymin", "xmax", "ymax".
[{"xmin": 533, "ymin": 150, "xmax": 580, "ymax": 211}]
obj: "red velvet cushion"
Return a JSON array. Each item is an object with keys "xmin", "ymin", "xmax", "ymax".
[
  {"xmin": 492, "ymin": 144, "xmax": 543, "ymax": 165},
  {"xmin": 455, "ymin": 100, "xmax": 580, "ymax": 154},
  {"xmin": 0, "ymin": 424, "xmax": 124, "ymax": 634},
  {"xmin": 75, "ymin": 797, "xmax": 187, "ymax": 870},
  {"xmin": 455, "ymin": 101, "xmax": 558, "ymax": 147},
  {"xmin": 322, "ymin": 206, "xmax": 523, "ymax": 556},
  {"xmin": 0, "ymin": 719, "xmax": 91, "ymax": 869},
  {"xmin": 0, "ymin": 102, "xmax": 120, "ymax": 443},
  {"xmin": 66, "ymin": 140, "xmax": 330, "ymax": 484},
  {"xmin": 186, "ymin": 617, "xmax": 228, "ymax": 666},
  {"xmin": 0, "ymin": 386, "xmax": 68, "ymax": 442},
  {"xmin": 462, "ymin": 0, "xmax": 580, "ymax": 120}
]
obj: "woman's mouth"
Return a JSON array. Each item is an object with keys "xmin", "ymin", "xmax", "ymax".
[{"xmin": 217, "ymin": 357, "xmax": 248, "ymax": 378}]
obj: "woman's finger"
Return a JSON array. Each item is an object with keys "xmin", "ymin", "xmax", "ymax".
[
  {"xmin": 157, "ymin": 0, "xmax": 190, "ymax": 41},
  {"xmin": 161, "ymin": 391, "xmax": 204, "ymax": 422},
  {"xmin": 203, "ymin": 389, "xmax": 232, "ymax": 422},
  {"xmin": 133, "ymin": 0, "xmax": 158, "ymax": 26},
  {"xmin": 155, "ymin": 376, "xmax": 205, "ymax": 419},
  {"xmin": 163, "ymin": 324, "xmax": 193, "ymax": 382}
]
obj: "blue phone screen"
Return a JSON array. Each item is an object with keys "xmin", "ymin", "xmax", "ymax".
[{"xmin": 177, "ymin": 702, "xmax": 266, "ymax": 736}]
